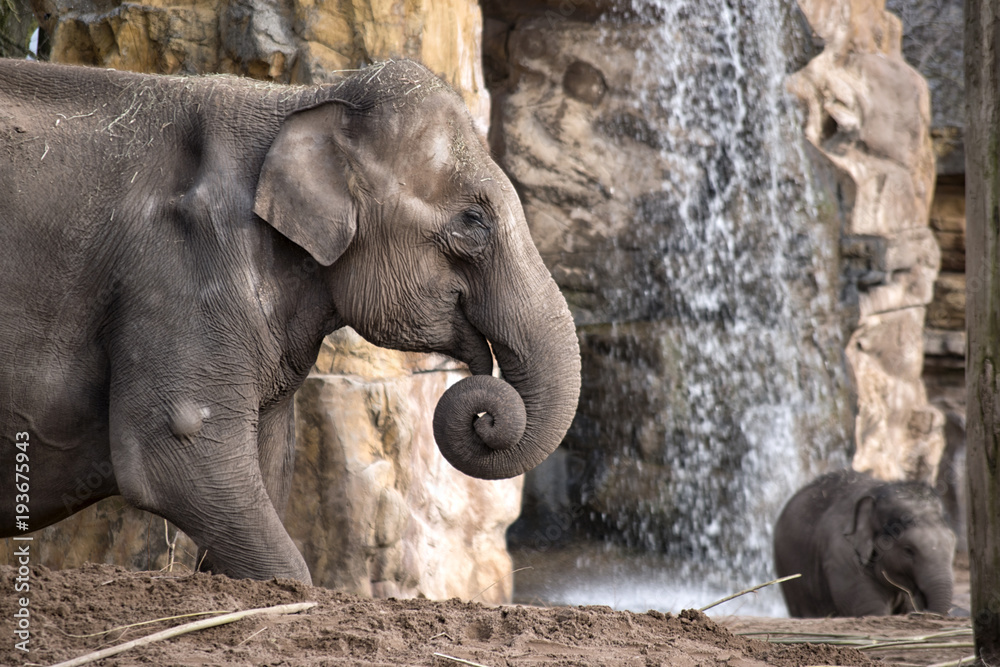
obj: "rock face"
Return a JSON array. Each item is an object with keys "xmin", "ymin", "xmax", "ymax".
[
  {"xmin": 32, "ymin": 0, "xmax": 489, "ymax": 125},
  {"xmin": 487, "ymin": 0, "xmax": 944, "ymax": 577},
  {"xmin": 788, "ymin": 0, "xmax": 945, "ymax": 484},
  {"xmin": 485, "ymin": 0, "xmax": 855, "ymax": 576},
  {"xmin": 6, "ymin": 0, "xmax": 521, "ymax": 604},
  {"xmin": 0, "ymin": 498, "xmax": 197, "ymax": 574},
  {"xmin": 884, "ymin": 0, "xmax": 966, "ymax": 550}
]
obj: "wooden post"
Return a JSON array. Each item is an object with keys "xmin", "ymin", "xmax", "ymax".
[{"xmin": 965, "ymin": 0, "xmax": 1000, "ymax": 662}]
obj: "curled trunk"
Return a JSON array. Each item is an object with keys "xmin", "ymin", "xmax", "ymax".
[{"xmin": 433, "ymin": 259, "xmax": 581, "ymax": 480}]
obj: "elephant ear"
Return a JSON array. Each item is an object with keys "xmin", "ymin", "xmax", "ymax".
[
  {"xmin": 845, "ymin": 495, "xmax": 877, "ymax": 567},
  {"xmin": 254, "ymin": 102, "xmax": 358, "ymax": 266}
]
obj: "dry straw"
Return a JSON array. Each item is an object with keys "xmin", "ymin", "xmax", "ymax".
[{"xmin": 47, "ymin": 601, "xmax": 316, "ymax": 667}]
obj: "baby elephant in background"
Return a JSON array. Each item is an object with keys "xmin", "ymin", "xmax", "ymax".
[{"xmin": 773, "ymin": 470, "xmax": 955, "ymax": 617}]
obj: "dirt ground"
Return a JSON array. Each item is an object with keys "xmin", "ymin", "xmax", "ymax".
[{"xmin": 0, "ymin": 563, "xmax": 973, "ymax": 667}]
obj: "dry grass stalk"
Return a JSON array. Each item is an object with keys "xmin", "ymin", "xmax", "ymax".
[
  {"xmin": 48, "ymin": 601, "xmax": 317, "ymax": 667},
  {"xmin": 698, "ymin": 574, "xmax": 802, "ymax": 612},
  {"xmin": 63, "ymin": 610, "xmax": 233, "ymax": 639},
  {"xmin": 433, "ymin": 653, "xmax": 491, "ymax": 667}
]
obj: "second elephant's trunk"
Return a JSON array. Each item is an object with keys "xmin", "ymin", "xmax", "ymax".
[{"xmin": 919, "ymin": 577, "xmax": 954, "ymax": 615}]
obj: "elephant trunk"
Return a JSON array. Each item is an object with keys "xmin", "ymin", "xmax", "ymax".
[
  {"xmin": 433, "ymin": 255, "xmax": 581, "ymax": 480},
  {"xmin": 919, "ymin": 576, "xmax": 954, "ymax": 615}
]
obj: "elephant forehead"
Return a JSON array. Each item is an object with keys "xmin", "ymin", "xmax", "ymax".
[
  {"xmin": 376, "ymin": 101, "xmax": 519, "ymax": 217},
  {"xmin": 910, "ymin": 522, "xmax": 956, "ymax": 547},
  {"xmin": 397, "ymin": 95, "xmax": 486, "ymax": 168},
  {"xmin": 427, "ymin": 130, "xmax": 453, "ymax": 171},
  {"xmin": 371, "ymin": 128, "xmax": 454, "ymax": 200}
]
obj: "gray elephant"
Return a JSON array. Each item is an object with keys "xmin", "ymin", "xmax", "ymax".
[
  {"xmin": 773, "ymin": 470, "xmax": 955, "ymax": 617},
  {"xmin": 0, "ymin": 58, "xmax": 581, "ymax": 584}
]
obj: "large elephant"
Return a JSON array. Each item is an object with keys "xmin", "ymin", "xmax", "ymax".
[
  {"xmin": 774, "ymin": 470, "xmax": 955, "ymax": 617},
  {"xmin": 0, "ymin": 59, "xmax": 581, "ymax": 583}
]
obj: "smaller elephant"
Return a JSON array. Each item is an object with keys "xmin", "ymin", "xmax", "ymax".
[{"xmin": 774, "ymin": 470, "xmax": 955, "ymax": 617}]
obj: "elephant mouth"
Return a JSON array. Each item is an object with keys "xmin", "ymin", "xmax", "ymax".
[
  {"xmin": 883, "ymin": 570, "xmax": 935, "ymax": 614},
  {"xmin": 447, "ymin": 308, "xmax": 495, "ymax": 377}
]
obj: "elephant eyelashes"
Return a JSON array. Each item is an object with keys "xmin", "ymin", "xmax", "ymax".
[
  {"xmin": 463, "ymin": 208, "xmax": 488, "ymax": 229},
  {"xmin": 438, "ymin": 208, "xmax": 492, "ymax": 262}
]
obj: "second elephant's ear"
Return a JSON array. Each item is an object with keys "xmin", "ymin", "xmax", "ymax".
[
  {"xmin": 254, "ymin": 102, "xmax": 357, "ymax": 266},
  {"xmin": 845, "ymin": 495, "xmax": 877, "ymax": 567}
]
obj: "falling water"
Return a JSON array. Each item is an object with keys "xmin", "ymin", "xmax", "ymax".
[{"xmin": 511, "ymin": 0, "xmax": 853, "ymax": 615}]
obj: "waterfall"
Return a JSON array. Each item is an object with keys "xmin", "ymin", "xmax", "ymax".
[
  {"xmin": 508, "ymin": 0, "xmax": 854, "ymax": 615},
  {"xmin": 604, "ymin": 0, "xmax": 852, "ymax": 562}
]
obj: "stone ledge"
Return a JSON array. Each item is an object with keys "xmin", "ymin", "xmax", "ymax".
[{"xmin": 924, "ymin": 327, "xmax": 966, "ymax": 358}]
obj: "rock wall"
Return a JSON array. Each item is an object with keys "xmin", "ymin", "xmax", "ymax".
[
  {"xmin": 787, "ymin": 0, "xmax": 945, "ymax": 484},
  {"xmin": 885, "ymin": 0, "xmax": 966, "ymax": 548},
  {"xmin": 486, "ymin": 0, "xmax": 944, "ymax": 573},
  {"xmin": 30, "ymin": 0, "xmax": 489, "ymax": 125},
  {"xmin": 2, "ymin": 0, "xmax": 521, "ymax": 604},
  {"xmin": 484, "ymin": 0, "xmax": 856, "ymax": 574}
]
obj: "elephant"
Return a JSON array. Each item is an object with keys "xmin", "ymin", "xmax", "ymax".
[
  {"xmin": 773, "ymin": 470, "xmax": 955, "ymax": 617},
  {"xmin": 0, "ymin": 58, "xmax": 581, "ymax": 584}
]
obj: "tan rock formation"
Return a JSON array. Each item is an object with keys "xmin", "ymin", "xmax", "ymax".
[
  {"xmin": 7, "ymin": 0, "xmax": 521, "ymax": 603},
  {"xmin": 0, "ymin": 499, "xmax": 198, "ymax": 573},
  {"xmin": 288, "ymin": 329, "xmax": 521, "ymax": 603},
  {"xmin": 789, "ymin": 0, "xmax": 945, "ymax": 484},
  {"xmin": 35, "ymin": 0, "xmax": 489, "ymax": 127}
]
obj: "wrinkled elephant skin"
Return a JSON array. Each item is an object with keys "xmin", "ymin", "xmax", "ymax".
[{"xmin": 0, "ymin": 59, "xmax": 581, "ymax": 583}]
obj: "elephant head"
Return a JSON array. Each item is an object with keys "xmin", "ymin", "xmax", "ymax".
[
  {"xmin": 847, "ymin": 482, "xmax": 955, "ymax": 614},
  {"xmin": 253, "ymin": 61, "xmax": 581, "ymax": 480}
]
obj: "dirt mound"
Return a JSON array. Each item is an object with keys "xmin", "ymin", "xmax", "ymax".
[{"xmin": 0, "ymin": 563, "xmax": 897, "ymax": 666}]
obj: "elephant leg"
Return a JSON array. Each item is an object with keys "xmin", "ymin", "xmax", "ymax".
[
  {"xmin": 195, "ymin": 399, "xmax": 297, "ymax": 575},
  {"xmin": 109, "ymin": 380, "xmax": 311, "ymax": 583},
  {"xmin": 256, "ymin": 397, "xmax": 297, "ymax": 520},
  {"xmin": 826, "ymin": 563, "xmax": 892, "ymax": 616}
]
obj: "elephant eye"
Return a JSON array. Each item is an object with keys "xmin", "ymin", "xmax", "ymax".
[
  {"xmin": 902, "ymin": 545, "xmax": 916, "ymax": 558},
  {"xmin": 463, "ymin": 208, "xmax": 489, "ymax": 230},
  {"xmin": 437, "ymin": 208, "xmax": 492, "ymax": 262}
]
